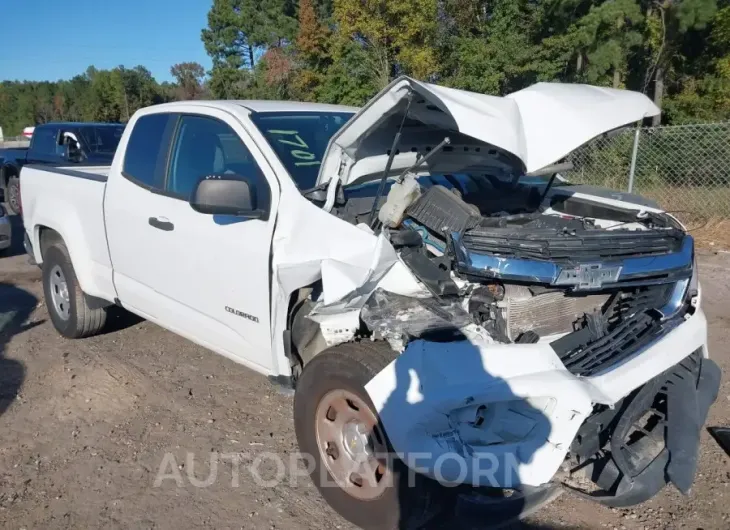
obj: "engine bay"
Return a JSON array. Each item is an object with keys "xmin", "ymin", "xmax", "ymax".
[{"xmin": 321, "ymin": 169, "xmax": 694, "ymax": 376}]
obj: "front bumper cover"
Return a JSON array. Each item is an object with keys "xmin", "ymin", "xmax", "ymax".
[
  {"xmin": 569, "ymin": 350, "xmax": 720, "ymax": 506},
  {"xmin": 365, "ymin": 308, "xmax": 716, "ymax": 492}
]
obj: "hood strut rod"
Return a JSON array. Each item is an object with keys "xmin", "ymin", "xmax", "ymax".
[
  {"xmin": 368, "ymin": 91, "xmax": 414, "ymax": 228},
  {"xmin": 396, "ymin": 135, "xmax": 451, "ymax": 183}
]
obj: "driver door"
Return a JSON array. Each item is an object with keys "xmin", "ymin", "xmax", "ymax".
[
  {"xmin": 108, "ymin": 109, "xmax": 279, "ymax": 374},
  {"xmin": 157, "ymin": 112, "xmax": 278, "ymax": 373}
]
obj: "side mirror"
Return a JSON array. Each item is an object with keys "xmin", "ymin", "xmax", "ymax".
[
  {"xmin": 190, "ymin": 175, "xmax": 269, "ymax": 219},
  {"xmin": 63, "ymin": 136, "xmax": 84, "ymax": 163}
]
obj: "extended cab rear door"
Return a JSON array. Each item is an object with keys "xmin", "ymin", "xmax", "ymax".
[
  {"xmin": 25, "ymin": 125, "xmax": 65, "ymax": 165},
  {"xmin": 104, "ymin": 107, "xmax": 280, "ymax": 375}
]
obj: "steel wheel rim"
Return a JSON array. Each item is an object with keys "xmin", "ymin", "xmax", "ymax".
[
  {"xmin": 49, "ymin": 265, "xmax": 71, "ymax": 320},
  {"xmin": 7, "ymin": 181, "xmax": 20, "ymax": 214},
  {"xmin": 315, "ymin": 389, "xmax": 391, "ymax": 500}
]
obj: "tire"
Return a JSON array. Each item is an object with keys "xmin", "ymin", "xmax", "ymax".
[
  {"xmin": 5, "ymin": 174, "xmax": 21, "ymax": 216},
  {"xmin": 293, "ymin": 341, "xmax": 445, "ymax": 530},
  {"xmin": 42, "ymin": 242, "xmax": 107, "ymax": 338}
]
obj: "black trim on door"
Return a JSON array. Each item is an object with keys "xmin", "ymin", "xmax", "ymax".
[
  {"xmin": 148, "ymin": 217, "xmax": 175, "ymax": 231},
  {"xmin": 25, "ymin": 164, "xmax": 108, "ymax": 182}
]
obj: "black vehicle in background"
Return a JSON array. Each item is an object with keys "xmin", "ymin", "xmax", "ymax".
[{"xmin": 0, "ymin": 122, "xmax": 124, "ymax": 214}]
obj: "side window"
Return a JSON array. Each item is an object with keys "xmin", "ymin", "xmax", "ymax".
[
  {"xmin": 29, "ymin": 127, "xmax": 58, "ymax": 158},
  {"xmin": 54, "ymin": 133, "xmax": 66, "ymax": 157},
  {"xmin": 123, "ymin": 113, "xmax": 177, "ymax": 189},
  {"xmin": 167, "ymin": 115, "xmax": 266, "ymax": 200}
]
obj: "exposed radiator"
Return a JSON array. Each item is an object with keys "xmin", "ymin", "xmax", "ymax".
[{"xmin": 501, "ymin": 285, "xmax": 610, "ymax": 340}]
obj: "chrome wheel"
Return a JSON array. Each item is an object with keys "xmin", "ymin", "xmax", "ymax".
[
  {"xmin": 49, "ymin": 264, "xmax": 71, "ymax": 320},
  {"xmin": 315, "ymin": 389, "xmax": 391, "ymax": 500}
]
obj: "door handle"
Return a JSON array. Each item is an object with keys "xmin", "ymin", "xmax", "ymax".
[{"xmin": 148, "ymin": 216, "xmax": 174, "ymax": 231}]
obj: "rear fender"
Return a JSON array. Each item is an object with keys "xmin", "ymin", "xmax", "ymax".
[
  {"xmin": 32, "ymin": 215, "xmax": 98, "ymax": 298},
  {"xmin": 1, "ymin": 163, "xmax": 19, "ymax": 188}
]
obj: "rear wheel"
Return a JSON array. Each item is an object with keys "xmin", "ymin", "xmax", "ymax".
[
  {"xmin": 294, "ymin": 342, "xmax": 444, "ymax": 530},
  {"xmin": 5, "ymin": 175, "xmax": 20, "ymax": 215},
  {"xmin": 42, "ymin": 242, "xmax": 107, "ymax": 338}
]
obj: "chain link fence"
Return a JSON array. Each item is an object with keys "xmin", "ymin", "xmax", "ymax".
[{"xmin": 565, "ymin": 122, "xmax": 730, "ymax": 228}]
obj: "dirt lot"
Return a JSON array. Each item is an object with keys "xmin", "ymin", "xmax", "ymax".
[{"xmin": 1, "ymin": 215, "xmax": 729, "ymax": 530}]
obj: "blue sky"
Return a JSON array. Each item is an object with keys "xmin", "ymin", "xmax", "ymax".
[{"xmin": 0, "ymin": 0, "xmax": 213, "ymax": 83}]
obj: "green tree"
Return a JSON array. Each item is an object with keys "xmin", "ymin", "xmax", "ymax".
[
  {"xmin": 289, "ymin": 0, "xmax": 331, "ymax": 100},
  {"xmin": 317, "ymin": 39, "xmax": 384, "ymax": 105},
  {"xmin": 202, "ymin": 0, "xmax": 259, "ymax": 70},
  {"xmin": 333, "ymin": 0, "xmax": 440, "ymax": 80},
  {"xmin": 171, "ymin": 62, "xmax": 208, "ymax": 100},
  {"xmin": 440, "ymin": 0, "xmax": 542, "ymax": 94},
  {"xmin": 535, "ymin": 0, "xmax": 644, "ymax": 88},
  {"xmin": 0, "ymin": 65, "xmax": 173, "ymax": 135},
  {"xmin": 644, "ymin": 0, "xmax": 718, "ymax": 123},
  {"xmin": 202, "ymin": 0, "xmax": 298, "ymax": 98}
]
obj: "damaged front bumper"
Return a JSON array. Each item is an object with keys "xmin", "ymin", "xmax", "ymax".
[
  {"xmin": 364, "ymin": 308, "xmax": 720, "ymax": 504},
  {"xmin": 570, "ymin": 347, "xmax": 720, "ymax": 506}
]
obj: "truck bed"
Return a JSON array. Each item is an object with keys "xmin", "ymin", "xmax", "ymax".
[{"xmin": 20, "ymin": 164, "xmax": 116, "ymax": 302}]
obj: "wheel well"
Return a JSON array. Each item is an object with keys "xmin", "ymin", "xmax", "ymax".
[
  {"xmin": 1, "ymin": 164, "xmax": 18, "ymax": 187},
  {"xmin": 286, "ymin": 281, "xmax": 330, "ymax": 371},
  {"xmin": 285, "ymin": 279, "xmax": 376, "ymax": 373},
  {"xmin": 38, "ymin": 226, "xmax": 64, "ymax": 262}
]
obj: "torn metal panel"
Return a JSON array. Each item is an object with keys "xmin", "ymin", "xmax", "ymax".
[
  {"xmin": 361, "ymin": 289, "xmax": 472, "ymax": 349},
  {"xmin": 270, "ymin": 196, "xmax": 425, "ymax": 355},
  {"xmin": 272, "ymin": 200, "xmax": 391, "ymax": 298},
  {"xmin": 307, "ymin": 309, "xmax": 361, "ymax": 348},
  {"xmin": 269, "ymin": 194, "xmax": 389, "ymax": 375}
]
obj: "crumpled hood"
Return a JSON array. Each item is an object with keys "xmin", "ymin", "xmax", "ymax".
[{"xmin": 316, "ymin": 76, "xmax": 660, "ymax": 187}]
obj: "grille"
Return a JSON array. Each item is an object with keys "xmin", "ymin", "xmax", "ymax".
[
  {"xmin": 461, "ymin": 227, "xmax": 684, "ymax": 262},
  {"xmin": 551, "ymin": 284, "xmax": 676, "ymax": 377}
]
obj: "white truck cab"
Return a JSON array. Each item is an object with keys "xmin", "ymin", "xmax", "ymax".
[{"xmin": 19, "ymin": 78, "xmax": 720, "ymax": 529}]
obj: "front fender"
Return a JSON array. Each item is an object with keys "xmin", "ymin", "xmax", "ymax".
[{"xmin": 365, "ymin": 337, "xmax": 593, "ymax": 488}]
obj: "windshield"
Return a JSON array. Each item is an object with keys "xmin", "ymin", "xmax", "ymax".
[
  {"xmin": 78, "ymin": 125, "xmax": 125, "ymax": 155},
  {"xmin": 251, "ymin": 111, "xmax": 354, "ymax": 190}
]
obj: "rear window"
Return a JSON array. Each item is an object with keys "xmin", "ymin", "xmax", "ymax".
[
  {"xmin": 122, "ymin": 114, "xmax": 177, "ymax": 189},
  {"xmin": 29, "ymin": 126, "xmax": 59, "ymax": 156},
  {"xmin": 78, "ymin": 125, "xmax": 125, "ymax": 155}
]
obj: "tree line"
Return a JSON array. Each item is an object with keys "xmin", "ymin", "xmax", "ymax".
[
  {"xmin": 3, "ymin": 0, "xmax": 730, "ymax": 137},
  {"xmin": 0, "ymin": 63, "xmax": 207, "ymax": 137}
]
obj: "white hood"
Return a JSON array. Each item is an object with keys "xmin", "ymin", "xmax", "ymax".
[{"xmin": 316, "ymin": 76, "xmax": 660, "ymax": 187}]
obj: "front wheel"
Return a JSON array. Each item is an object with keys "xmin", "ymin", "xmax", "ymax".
[
  {"xmin": 293, "ymin": 342, "xmax": 444, "ymax": 529},
  {"xmin": 42, "ymin": 242, "xmax": 107, "ymax": 338},
  {"xmin": 5, "ymin": 175, "xmax": 21, "ymax": 215}
]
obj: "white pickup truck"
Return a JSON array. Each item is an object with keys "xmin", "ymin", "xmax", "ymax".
[{"xmin": 20, "ymin": 77, "xmax": 720, "ymax": 529}]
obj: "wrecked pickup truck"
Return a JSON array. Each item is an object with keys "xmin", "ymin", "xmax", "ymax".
[{"xmin": 20, "ymin": 77, "xmax": 720, "ymax": 529}]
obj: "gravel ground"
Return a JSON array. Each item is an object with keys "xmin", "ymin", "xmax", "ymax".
[{"xmin": 0, "ymin": 214, "xmax": 729, "ymax": 530}]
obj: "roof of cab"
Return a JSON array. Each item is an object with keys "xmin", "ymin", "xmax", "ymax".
[
  {"xmin": 37, "ymin": 122, "xmax": 124, "ymax": 128},
  {"xmin": 233, "ymin": 100, "xmax": 358, "ymax": 113},
  {"xmin": 146, "ymin": 100, "xmax": 358, "ymax": 115}
]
